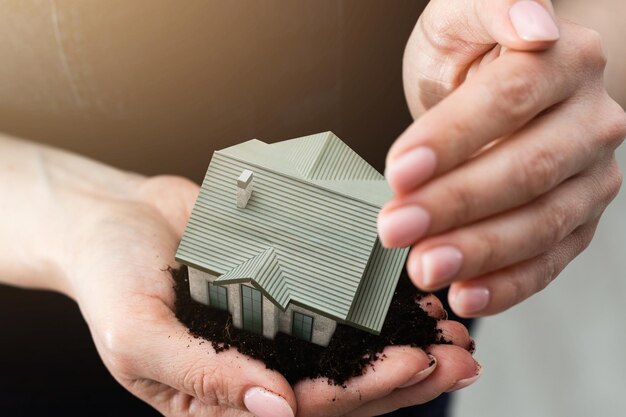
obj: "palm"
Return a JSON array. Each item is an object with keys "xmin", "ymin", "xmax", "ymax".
[{"xmin": 71, "ymin": 176, "xmax": 476, "ymax": 417}]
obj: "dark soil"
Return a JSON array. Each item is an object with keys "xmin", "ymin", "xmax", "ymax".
[{"xmin": 172, "ymin": 265, "xmax": 447, "ymax": 386}]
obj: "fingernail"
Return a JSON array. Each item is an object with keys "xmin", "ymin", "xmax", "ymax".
[
  {"xmin": 244, "ymin": 387, "xmax": 294, "ymax": 417},
  {"xmin": 398, "ymin": 355, "xmax": 437, "ymax": 388},
  {"xmin": 420, "ymin": 246, "xmax": 464, "ymax": 288},
  {"xmin": 385, "ymin": 147, "xmax": 437, "ymax": 193},
  {"xmin": 378, "ymin": 205, "xmax": 430, "ymax": 248},
  {"xmin": 446, "ymin": 365, "xmax": 482, "ymax": 393},
  {"xmin": 453, "ymin": 287, "xmax": 490, "ymax": 314},
  {"xmin": 509, "ymin": 1, "xmax": 560, "ymax": 41}
]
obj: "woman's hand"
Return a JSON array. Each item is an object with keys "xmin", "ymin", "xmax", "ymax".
[
  {"xmin": 378, "ymin": 0, "xmax": 626, "ymax": 317},
  {"xmin": 59, "ymin": 173, "xmax": 478, "ymax": 417}
]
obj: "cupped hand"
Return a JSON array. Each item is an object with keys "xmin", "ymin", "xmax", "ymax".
[
  {"xmin": 62, "ymin": 175, "xmax": 477, "ymax": 417},
  {"xmin": 379, "ymin": 0, "xmax": 626, "ymax": 317},
  {"xmin": 295, "ymin": 294, "xmax": 479, "ymax": 417}
]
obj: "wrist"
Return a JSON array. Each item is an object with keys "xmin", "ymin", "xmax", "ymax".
[
  {"xmin": 47, "ymin": 150, "xmax": 147, "ymax": 299},
  {"xmin": 0, "ymin": 135, "xmax": 145, "ymax": 298}
]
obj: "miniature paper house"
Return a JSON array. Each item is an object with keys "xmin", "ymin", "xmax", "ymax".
[{"xmin": 175, "ymin": 132, "xmax": 409, "ymax": 346}]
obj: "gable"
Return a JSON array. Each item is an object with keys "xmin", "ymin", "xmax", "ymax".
[
  {"xmin": 176, "ymin": 133, "xmax": 409, "ymax": 333},
  {"xmin": 271, "ymin": 131, "xmax": 383, "ymax": 181},
  {"xmin": 215, "ymin": 247, "xmax": 290, "ymax": 308}
]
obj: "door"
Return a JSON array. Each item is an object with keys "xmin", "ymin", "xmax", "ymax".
[{"xmin": 241, "ymin": 285, "xmax": 263, "ymax": 334}]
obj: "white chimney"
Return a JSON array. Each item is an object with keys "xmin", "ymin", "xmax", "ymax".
[{"xmin": 236, "ymin": 170, "xmax": 254, "ymax": 208}]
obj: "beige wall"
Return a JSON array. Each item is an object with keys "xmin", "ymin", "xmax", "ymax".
[
  {"xmin": 0, "ymin": 0, "xmax": 424, "ymax": 181},
  {"xmin": 188, "ymin": 267, "xmax": 336, "ymax": 346},
  {"xmin": 278, "ymin": 303, "xmax": 337, "ymax": 347}
]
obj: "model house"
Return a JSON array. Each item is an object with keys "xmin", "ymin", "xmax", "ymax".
[{"xmin": 175, "ymin": 132, "xmax": 409, "ymax": 346}]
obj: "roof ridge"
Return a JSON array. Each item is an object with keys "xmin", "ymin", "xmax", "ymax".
[
  {"xmin": 302, "ymin": 131, "xmax": 333, "ymax": 180},
  {"xmin": 307, "ymin": 132, "xmax": 383, "ymax": 181},
  {"xmin": 216, "ymin": 247, "xmax": 275, "ymax": 281},
  {"xmin": 215, "ymin": 246, "xmax": 292, "ymax": 309},
  {"xmin": 215, "ymin": 150, "xmax": 390, "ymax": 207}
]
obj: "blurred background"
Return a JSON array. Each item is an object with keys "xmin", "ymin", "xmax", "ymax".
[{"xmin": 0, "ymin": 1, "xmax": 623, "ymax": 416}]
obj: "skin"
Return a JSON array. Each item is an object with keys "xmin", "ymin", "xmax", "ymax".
[
  {"xmin": 378, "ymin": 0, "xmax": 626, "ymax": 318},
  {"xmin": 1, "ymin": 0, "xmax": 624, "ymax": 416},
  {"xmin": 0, "ymin": 136, "xmax": 477, "ymax": 417}
]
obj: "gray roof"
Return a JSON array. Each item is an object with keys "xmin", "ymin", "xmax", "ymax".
[{"xmin": 176, "ymin": 132, "xmax": 409, "ymax": 334}]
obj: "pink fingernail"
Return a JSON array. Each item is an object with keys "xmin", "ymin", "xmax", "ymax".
[
  {"xmin": 378, "ymin": 205, "xmax": 430, "ymax": 248},
  {"xmin": 509, "ymin": 1, "xmax": 560, "ymax": 41},
  {"xmin": 445, "ymin": 364, "xmax": 482, "ymax": 393},
  {"xmin": 421, "ymin": 246, "xmax": 464, "ymax": 288},
  {"xmin": 398, "ymin": 355, "xmax": 437, "ymax": 388},
  {"xmin": 385, "ymin": 147, "xmax": 437, "ymax": 193},
  {"xmin": 453, "ymin": 287, "xmax": 490, "ymax": 314},
  {"xmin": 244, "ymin": 387, "xmax": 294, "ymax": 417}
]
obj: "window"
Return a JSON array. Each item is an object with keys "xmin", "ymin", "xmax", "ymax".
[
  {"xmin": 241, "ymin": 285, "xmax": 263, "ymax": 334},
  {"xmin": 292, "ymin": 312, "xmax": 313, "ymax": 342},
  {"xmin": 208, "ymin": 282, "xmax": 228, "ymax": 311}
]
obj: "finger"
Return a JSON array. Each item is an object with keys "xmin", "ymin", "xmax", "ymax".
[
  {"xmin": 345, "ymin": 345, "xmax": 480, "ymax": 417},
  {"xmin": 407, "ymin": 163, "xmax": 619, "ymax": 291},
  {"xmin": 388, "ymin": 22, "xmax": 605, "ymax": 194},
  {"xmin": 416, "ymin": 293, "xmax": 447, "ymax": 319},
  {"xmin": 294, "ymin": 346, "xmax": 433, "ymax": 417},
  {"xmin": 397, "ymin": 292, "xmax": 472, "ymax": 348},
  {"xmin": 379, "ymin": 89, "xmax": 608, "ymax": 248},
  {"xmin": 422, "ymin": 0, "xmax": 559, "ymax": 52},
  {"xmin": 449, "ymin": 219, "xmax": 600, "ymax": 317},
  {"xmin": 437, "ymin": 320, "xmax": 473, "ymax": 351},
  {"xmin": 121, "ymin": 379, "xmax": 244, "ymax": 417},
  {"xmin": 404, "ymin": 0, "xmax": 559, "ymax": 116},
  {"xmin": 113, "ymin": 302, "xmax": 296, "ymax": 417},
  {"xmin": 415, "ymin": 294, "xmax": 472, "ymax": 348}
]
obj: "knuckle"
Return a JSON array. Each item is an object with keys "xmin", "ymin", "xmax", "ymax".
[
  {"xmin": 589, "ymin": 159, "xmax": 623, "ymax": 210},
  {"xmin": 182, "ymin": 363, "xmax": 235, "ymax": 407},
  {"xmin": 489, "ymin": 69, "xmax": 540, "ymax": 121},
  {"xmin": 412, "ymin": 13, "xmax": 468, "ymax": 100},
  {"xmin": 600, "ymin": 100, "xmax": 626, "ymax": 148},
  {"xmin": 605, "ymin": 161, "xmax": 623, "ymax": 203},
  {"xmin": 539, "ymin": 201, "xmax": 571, "ymax": 246},
  {"xmin": 419, "ymin": 6, "xmax": 464, "ymax": 54},
  {"xmin": 574, "ymin": 27, "xmax": 607, "ymax": 71},
  {"xmin": 98, "ymin": 320, "xmax": 139, "ymax": 376},
  {"xmin": 474, "ymin": 229, "xmax": 504, "ymax": 274},
  {"xmin": 512, "ymin": 145, "xmax": 560, "ymax": 196},
  {"xmin": 442, "ymin": 183, "xmax": 479, "ymax": 230},
  {"xmin": 504, "ymin": 254, "xmax": 560, "ymax": 310},
  {"xmin": 503, "ymin": 268, "xmax": 531, "ymax": 308},
  {"xmin": 579, "ymin": 223, "xmax": 598, "ymax": 252},
  {"xmin": 535, "ymin": 254, "xmax": 558, "ymax": 292}
]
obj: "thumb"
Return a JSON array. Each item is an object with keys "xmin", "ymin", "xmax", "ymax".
[
  {"xmin": 421, "ymin": 0, "xmax": 560, "ymax": 51},
  {"xmin": 405, "ymin": 0, "xmax": 560, "ymax": 113},
  {"xmin": 134, "ymin": 317, "xmax": 297, "ymax": 417}
]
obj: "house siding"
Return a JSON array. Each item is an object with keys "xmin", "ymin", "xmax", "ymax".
[
  {"xmin": 278, "ymin": 304, "xmax": 336, "ymax": 346},
  {"xmin": 188, "ymin": 267, "xmax": 335, "ymax": 346}
]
